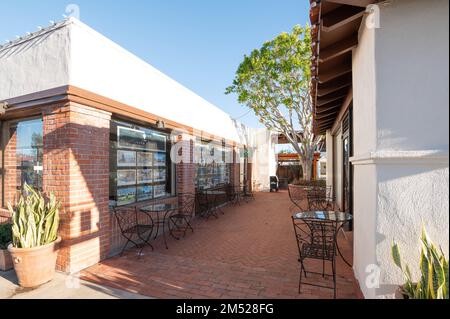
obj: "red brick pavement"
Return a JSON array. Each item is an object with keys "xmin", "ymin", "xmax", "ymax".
[{"xmin": 80, "ymin": 190, "xmax": 360, "ymax": 299}]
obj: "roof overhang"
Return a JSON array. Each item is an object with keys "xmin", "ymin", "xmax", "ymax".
[{"xmin": 310, "ymin": 0, "xmax": 378, "ymax": 135}]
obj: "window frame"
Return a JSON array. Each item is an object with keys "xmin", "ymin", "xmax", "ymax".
[
  {"xmin": 109, "ymin": 119, "xmax": 175, "ymax": 207},
  {"xmin": 1, "ymin": 116, "xmax": 44, "ymax": 207}
]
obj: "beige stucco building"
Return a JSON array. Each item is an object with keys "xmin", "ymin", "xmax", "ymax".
[{"xmin": 310, "ymin": 0, "xmax": 449, "ymax": 298}]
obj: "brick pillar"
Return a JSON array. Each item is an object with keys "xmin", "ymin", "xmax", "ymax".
[
  {"xmin": 43, "ymin": 102, "xmax": 111, "ymax": 273},
  {"xmin": 230, "ymin": 147, "xmax": 240, "ymax": 189},
  {"xmin": 175, "ymin": 133, "xmax": 195, "ymax": 210}
]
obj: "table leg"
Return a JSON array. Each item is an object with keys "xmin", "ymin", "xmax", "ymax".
[
  {"xmin": 162, "ymin": 210, "xmax": 169, "ymax": 249},
  {"xmin": 153, "ymin": 212, "xmax": 160, "ymax": 240},
  {"xmin": 335, "ymin": 223, "xmax": 352, "ymax": 267},
  {"xmin": 216, "ymin": 193, "xmax": 225, "ymax": 215}
]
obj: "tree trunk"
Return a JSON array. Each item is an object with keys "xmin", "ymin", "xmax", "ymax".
[{"xmin": 301, "ymin": 158, "xmax": 313, "ymax": 182}]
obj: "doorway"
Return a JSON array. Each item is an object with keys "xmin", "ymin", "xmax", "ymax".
[{"xmin": 342, "ymin": 106, "xmax": 353, "ymax": 228}]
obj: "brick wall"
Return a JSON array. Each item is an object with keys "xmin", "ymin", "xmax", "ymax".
[
  {"xmin": 43, "ymin": 102, "xmax": 111, "ymax": 273},
  {"xmin": 0, "ymin": 209, "xmax": 11, "ymax": 224},
  {"xmin": 230, "ymin": 148, "xmax": 241, "ymax": 189},
  {"xmin": 2, "ymin": 99, "xmax": 241, "ymax": 272},
  {"xmin": 175, "ymin": 134, "xmax": 195, "ymax": 210}
]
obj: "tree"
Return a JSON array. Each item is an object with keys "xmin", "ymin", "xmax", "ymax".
[{"xmin": 226, "ymin": 25, "xmax": 323, "ymax": 181}]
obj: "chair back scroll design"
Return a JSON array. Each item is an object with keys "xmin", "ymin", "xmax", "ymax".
[
  {"xmin": 169, "ymin": 193, "xmax": 196, "ymax": 238},
  {"xmin": 292, "ymin": 216, "xmax": 339, "ymax": 298},
  {"xmin": 113, "ymin": 206, "xmax": 154, "ymax": 256},
  {"xmin": 288, "ymin": 184, "xmax": 307, "ymax": 211}
]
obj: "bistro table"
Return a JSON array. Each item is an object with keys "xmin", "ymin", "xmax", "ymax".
[
  {"xmin": 140, "ymin": 203, "xmax": 179, "ymax": 249},
  {"xmin": 292, "ymin": 210, "xmax": 353, "ymax": 267}
]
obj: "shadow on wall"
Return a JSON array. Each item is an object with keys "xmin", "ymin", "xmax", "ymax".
[
  {"xmin": 232, "ymin": 119, "xmax": 250, "ymax": 148},
  {"xmin": 0, "ymin": 22, "xmax": 65, "ymax": 60},
  {"xmin": 372, "ymin": 162, "xmax": 449, "ymax": 297}
]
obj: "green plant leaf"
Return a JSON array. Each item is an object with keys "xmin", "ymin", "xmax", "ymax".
[
  {"xmin": 392, "ymin": 242, "xmax": 402, "ymax": 270},
  {"xmin": 9, "ymin": 185, "xmax": 60, "ymax": 248}
]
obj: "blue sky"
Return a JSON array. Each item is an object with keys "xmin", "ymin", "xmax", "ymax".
[{"xmin": 0, "ymin": 0, "xmax": 310, "ymax": 128}]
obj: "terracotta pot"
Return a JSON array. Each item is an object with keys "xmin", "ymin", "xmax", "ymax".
[
  {"xmin": 8, "ymin": 237, "xmax": 61, "ymax": 288},
  {"xmin": 0, "ymin": 248, "xmax": 13, "ymax": 271}
]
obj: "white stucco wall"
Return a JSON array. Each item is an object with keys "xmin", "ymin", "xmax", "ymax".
[
  {"xmin": 353, "ymin": 22, "xmax": 377, "ymax": 156},
  {"xmin": 68, "ymin": 19, "xmax": 241, "ymax": 142},
  {"xmin": 249, "ymin": 128, "xmax": 277, "ymax": 190},
  {"xmin": 0, "ymin": 24, "xmax": 71, "ymax": 100},
  {"xmin": 351, "ymin": 0, "xmax": 449, "ymax": 298},
  {"xmin": 333, "ymin": 130, "xmax": 343, "ymax": 209},
  {"xmin": 375, "ymin": 0, "xmax": 449, "ymax": 152},
  {"xmin": 352, "ymin": 164, "xmax": 377, "ymax": 295},
  {"xmin": 326, "ymin": 130, "xmax": 334, "ymax": 188},
  {"xmin": 0, "ymin": 18, "xmax": 242, "ymax": 143}
]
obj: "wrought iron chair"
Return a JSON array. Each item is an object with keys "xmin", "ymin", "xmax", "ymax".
[
  {"xmin": 307, "ymin": 186, "xmax": 337, "ymax": 211},
  {"xmin": 168, "ymin": 194, "xmax": 196, "ymax": 239},
  {"xmin": 113, "ymin": 206, "xmax": 154, "ymax": 256},
  {"xmin": 292, "ymin": 216, "xmax": 338, "ymax": 298},
  {"xmin": 288, "ymin": 184, "xmax": 307, "ymax": 211},
  {"xmin": 241, "ymin": 180, "xmax": 255, "ymax": 202},
  {"xmin": 227, "ymin": 184, "xmax": 244, "ymax": 206},
  {"xmin": 196, "ymin": 189, "xmax": 218, "ymax": 219}
]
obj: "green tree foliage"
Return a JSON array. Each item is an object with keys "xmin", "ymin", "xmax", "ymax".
[{"xmin": 226, "ymin": 25, "xmax": 322, "ymax": 180}]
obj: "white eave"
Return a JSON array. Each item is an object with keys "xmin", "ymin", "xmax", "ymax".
[{"xmin": 0, "ymin": 17, "xmax": 242, "ymax": 143}]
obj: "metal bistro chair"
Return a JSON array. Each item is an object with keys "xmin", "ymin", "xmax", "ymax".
[
  {"xmin": 292, "ymin": 217, "xmax": 338, "ymax": 298},
  {"xmin": 113, "ymin": 206, "xmax": 154, "ymax": 256},
  {"xmin": 241, "ymin": 181, "xmax": 255, "ymax": 203},
  {"xmin": 169, "ymin": 194, "xmax": 196, "ymax": 239},
  {"xmin": 227, "ymin": 184, "xmax": 242, "ymax": 206},
  {"xmin": 307, "ymin": 186, "xmax": 337, "ymax": 211},
  {"xmin": 288, "ymin": 184, "xmax": 307, "ymax": 212},
  {"xmin": 196, "ymin": 189, "xmax": 218, "ymax": 219}
]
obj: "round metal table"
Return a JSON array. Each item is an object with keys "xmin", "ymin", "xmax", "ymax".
[
  {"xmin": 140, "ymin": 203, "xmax": 179, "ymax": 249},
  {"xmin": 292, "ymin": 210, "xmax": 353, "ymax": 267}
]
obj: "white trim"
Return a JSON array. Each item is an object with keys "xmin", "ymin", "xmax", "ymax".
[{"xmin": 350, "ymin": 150, "xmax": 449, "ymax": 165}]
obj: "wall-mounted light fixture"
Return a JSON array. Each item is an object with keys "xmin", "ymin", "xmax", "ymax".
[
  {"xmin": 311, "ymin": 0, "xmax": 321, "ymax": 9},
  {"xmin": 0, "ymin": 101, "xmax": 9, "ymax": 115},
  {"xmin": 156, "ymin": 120, "xmax": 165, "ymax": 129}
]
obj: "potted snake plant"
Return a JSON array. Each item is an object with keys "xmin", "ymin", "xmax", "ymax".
[
  {"xmin": 391, "ymin": 226, "xmax": 449, "ymax": 299},
  {"xmin": 7, "ymin": 183, "xmax": 61, "ymax": 288}
]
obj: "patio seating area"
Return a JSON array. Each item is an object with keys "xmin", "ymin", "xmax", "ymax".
[{"xmin": 80, "ymin": 190, "xmax": 359, "ymax": 299}]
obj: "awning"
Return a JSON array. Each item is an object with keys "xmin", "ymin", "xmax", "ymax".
[{"xmin": 310, "ymin": 0, "xmax": 377, "ymax": 134}]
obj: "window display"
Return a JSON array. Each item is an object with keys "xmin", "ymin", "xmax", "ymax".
[
  {"xmin": 137, "ymin": 168, "xmax": 153, "ymax": 184},
  {"xmin": 117, "ymin": 170, "xmax": 137, "ymax": 186},
  {"xmin": 117, "ymin": 187, "xmax": 136, "ymax": 206},
  {"xmin": 137, "ymin": 185, "xmax": 153, "ymax": 201},
  {"xmin": 194, "ymin": 140, "xmax": 231, "ymax": 189},
  {"xmin": 137, "ymin": 152, "xmax": 153, "ymax": 167},
  {"xmin": 110, "ymin": 120, "xmax": 172, "ymax": 206},
  {"xmin": 117, "ymin": 150, "xmax": 136, "ymax": 167}
]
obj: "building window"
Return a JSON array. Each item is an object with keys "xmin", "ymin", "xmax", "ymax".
[
  {"xmin": 13, "ymin": 118, "xmax": 44, "ymax": 191},
  {"xmin": 194, "ymin": 139, "xmax": 231, "ymax": 189},
  {"xmin": 320, "ymin": 162, "xmax": 326, "ymax": 176},
  {"xmin": 109, "ymin": 120, "xmax": 174, "ymax": 206}
]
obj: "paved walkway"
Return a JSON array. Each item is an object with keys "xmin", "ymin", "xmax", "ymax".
[
  {"xmin": 0, "ymin": 270, "xmax": 150, "ymax": 299},
  {"xmin": 81, "ymin": 191, "xmax": 359, "ymax": 299}
]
